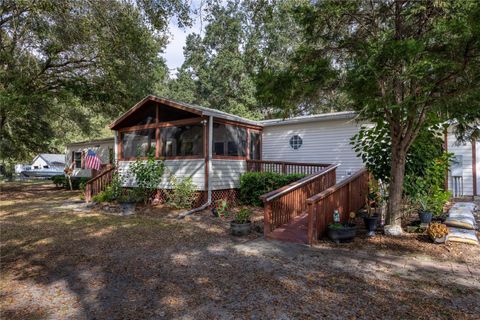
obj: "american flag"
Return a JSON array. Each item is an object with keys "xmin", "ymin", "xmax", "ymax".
[{"xmin": 85, "ymin": 149, "xmax": 102, "ymax": 170}]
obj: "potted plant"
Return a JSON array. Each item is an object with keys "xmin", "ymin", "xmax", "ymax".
[
  {"xmin": 416, "ymin": 193, "xmax": 433, "ymax": 225},
  {"xmin": 427, "ymin": 223, "xmax": 448, "ymax": 244},
  {"xmin": 212, "ymin": 199, "xmax": 229, "ymax": 218},
  {"xmin": 327, "ymin": 211, "xmax": 356, "ymax": 243},
  {"xmin": 117, "ymin": 189, "xmax": 138, "ymax": 215},
  {"xmin": 363, "ymin": 201, "xmax": 379, "ymax": 237},
  {"xmin": 230, "ymin": 208, "xmax": 252, "ymax": 236}
]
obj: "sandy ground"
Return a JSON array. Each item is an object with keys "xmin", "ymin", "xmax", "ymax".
[{"xmin": 1, "ymin": 181, "xmax": 479, "ymax": 320}]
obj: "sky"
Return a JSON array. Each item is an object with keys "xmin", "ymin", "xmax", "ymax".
[
  {"xmin": 162, "ymin": 2, "xmax": 204, "ymax": 76},
  {"xmin": 163, "ymin": 23, "xmax": 191, "ymax": 75}
]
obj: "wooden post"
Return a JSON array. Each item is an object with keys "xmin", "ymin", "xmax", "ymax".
[
  {"xmin": 307, "ymin": 203, "xmax": 314, "ymax": 245},
  {"xmin": 282, "ymin": 163, "xmax": 286, "ymax": 174},
  {"xmin": 264, "ymin": 201, "xmax": 272, "ymax": 238},
  {"xmin": 348, "ymin": 181, "xmax": 352, "ymax": 215}
]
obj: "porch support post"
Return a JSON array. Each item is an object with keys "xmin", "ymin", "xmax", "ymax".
[
  {"xmin": 473, "ymin": 139, "xmax": 477, "ymax": 196},
  {"xmin": 207, "ymin": 116, "xmax": 213, "ymax": 203}
]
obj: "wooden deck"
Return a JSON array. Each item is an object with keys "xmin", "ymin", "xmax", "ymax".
[{"xmin": 266, "ymin": 213, "xmax": 308, "ymax": 244}]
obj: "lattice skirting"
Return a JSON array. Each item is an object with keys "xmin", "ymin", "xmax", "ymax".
[{"xmin": 153, "ymin": 188, "xmax": 239, "ymax": 209}]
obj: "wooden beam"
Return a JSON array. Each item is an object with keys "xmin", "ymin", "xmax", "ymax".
[
  {"xmin": 214, "ymin": 118, "xmax": 263, "ymax": 131},
  {"xmin": 118, "ymin": 117, "xmax": 203, "ymax": 133}
]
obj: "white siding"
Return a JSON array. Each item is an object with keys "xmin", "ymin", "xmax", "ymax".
[
  {"xmin": 211, "ymin": 159, "xmax": 246, "ymax": 190},
  {"xmin": 447, "ymin": 132, "xmax": 474, "ymax": 196},
  {"xmin": 262, "ymin": 119, "xmax": 365, "ymax": 182},
  {"xmin": 31, "ymin": 157, "xmax": 49, "ymax": 169},
  {"xmin": 65, "ymin": 140, "xmax": 114, "ymax": 178},
  {"xmin": 118, "ymin": 159, "xmax": 206, "ymax": 190}
]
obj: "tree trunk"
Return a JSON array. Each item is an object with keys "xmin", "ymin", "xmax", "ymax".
[{"xmin": 386, "ymin": 141, "xmax": 407, "ymax": 227}]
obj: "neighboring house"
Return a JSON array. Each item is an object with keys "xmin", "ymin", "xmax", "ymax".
[
  {"xmin": 446, "ymin": 129, "xmax": 479, "ymax": 197},
  {"xmin": 107, "ymin": 95, "xmax": 478, "ymax": 205},
  {"xmin": 65, "ymin": 138, "xmax": 115, "ymax": 178},
  {"xmin": 31, "ymin": 154, "xmax": 65, "ymax": 170},
  {"xmin": 19, "ymin": 154, "xmax": 65, "ymax": 177}
]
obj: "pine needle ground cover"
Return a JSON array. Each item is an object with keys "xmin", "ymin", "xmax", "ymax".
[{"xmin": 1, "ymin": 182, "xmax": 479, "ymax": 319}]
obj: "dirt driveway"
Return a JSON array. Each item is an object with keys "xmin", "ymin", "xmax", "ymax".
[{"xmin": 1, "ymin": 182, "xmax": 479, "ymax": 319}]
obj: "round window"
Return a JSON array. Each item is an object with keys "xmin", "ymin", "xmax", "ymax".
[{"xmin": 289, "ymin": 135, "xmax": 303, "ymax": 150}]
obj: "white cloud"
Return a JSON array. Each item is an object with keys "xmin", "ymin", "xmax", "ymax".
[{"xmin": 163, "ymin": 23, "xmax": 190, "ymax": 74}]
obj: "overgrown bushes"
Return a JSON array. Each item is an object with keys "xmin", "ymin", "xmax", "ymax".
[{"xmin": 239, "ymin": 172, "xmax": 305, "ymax": 206}]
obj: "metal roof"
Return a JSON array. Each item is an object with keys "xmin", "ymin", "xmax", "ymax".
[
  {"xmin": 260, "ymin": 111, "xmax": 358, "ymax": 127},
  {"xmin": 109, "ymin": 95, "xmax": 358, "ymax": 130},
  {"xmin": 35, "ymin": 153, "xmax": 65, "ymax": 165},
  {"xmin": 66, "ymin": 137, "xmax": 114, "ymax": 147}
]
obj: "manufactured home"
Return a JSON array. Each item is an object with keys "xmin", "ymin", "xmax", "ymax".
[
  {"xmin": 86, "ymin": 95, "xmax": 478, "ymax": 208},
  {"xmin": 65, "ymin": 138, "xmax": 115, "ymax": 178},
  {"xmin": 105, "ymin": 96, "xmax": 365, "ymax": 206}
]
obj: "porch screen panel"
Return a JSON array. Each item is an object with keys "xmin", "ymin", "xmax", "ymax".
[
  {"xmin": 213, "ymin": 123, "xmax": 247, "ymax": 157},
  {"xmin": 160, "ymin": 124, "xmax": 204, "ymax": 157},
  {"xmin": 122, "ymin": 129, "xmax": 156, "ymax": 159},
  {"xmin": 249, "ymin": 131, "xmax": 261, "ymax": 160}
]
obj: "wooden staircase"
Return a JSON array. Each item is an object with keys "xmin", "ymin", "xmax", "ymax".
[{"xmin": 84, "ymin": 165, "xmax": 115, "ymax": 202}]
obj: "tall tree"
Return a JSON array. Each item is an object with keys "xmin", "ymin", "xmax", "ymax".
[
  {"xmin": 0, "ymin": 0, "xmax": 190, "ymax": 163},
  {"xmin": 263, "ymin": 0, "xmax": 480, "ymax": 232},
  {"xmin": 168, "ymin": 0, "xmax": 330, "ymax": 119}
]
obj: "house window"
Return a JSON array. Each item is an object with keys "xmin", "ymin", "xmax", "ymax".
[
  {"xmin": 160, "ymin": 124, "xmax": 204, "ymax": 157},
  {"xmin": 290, "ymin": 135, "xmax": 303, "ymax": 150},
  {"xmin": 122, "ymin": 129, "xmax": 156, "ymax": 159},
  {"xmin": 73, "ymin": 152, "xmax": 82, "ymax": 168},
  {"xmin": 43, "ymin": 165, "xmax": 49, "ymax": 169},
  {"xmin": 213, "ymin": 123, "xmax": 246, "ymax": 157},
  {"xmin": 249, "ymin": 131, "xmax": 261, "ymax": 160}
]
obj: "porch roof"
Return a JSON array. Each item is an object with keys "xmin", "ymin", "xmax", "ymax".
[{"xmin": 109, "ymin": 95, "xmax": 261, "ymax": 130}]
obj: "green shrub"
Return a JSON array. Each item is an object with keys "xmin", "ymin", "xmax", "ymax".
[
  {"xmin": 51, "ymin": 175, "xmax": 66, "ymax": 188},
  {"xmin": 405, "ymin": 154, "xmax": 452, "ymax": 216},
  {"xmin": 165, "ymin": 176, "xmax": 196, "ymax": 209},
  {"xmin": 130, "ymin": 151, "xmax": 164, "ymax": 204},
  {"xmin": 52, "ymin": 175, "xmax": 88, "ymax": 190},
  {"xmin": 91, "ymin": 172, "xmax": 124, "ymax": 203},
  {"xmin": 234, "ymin": 208, "xmax": 252, "ymax": 224},
  {"xmin": 239, "ymin": 172, "xmax": 306, "ymax": 206},
  {"xmin": 71, "ymin": 177, "xmax": 89, "ymax": 190}
]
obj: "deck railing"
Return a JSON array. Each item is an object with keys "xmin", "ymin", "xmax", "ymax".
[
  {"xmin": 306, "ymin": 168, "xmax": 369, "ymax": 244},
  {"xmin": 84, "ymin": 165, "xmax": 115, "ymax": 202},
  {"xmin": 260, "ymin": 164, "xmax": 338, "ymax": 237},
  {"xmin": 246, "ymin": 160, "xmax": 331, "ymax": 175}
]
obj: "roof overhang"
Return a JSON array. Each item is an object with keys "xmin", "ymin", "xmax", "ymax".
[
  {"xmin": 66, "ymin": 137, "xmax": 115, "ymax": 148},
  {"xmin": 260, "ymin": 111, "xmax": 358, "ymax": 127},
  {"xmin": 109, "ymin": 95, "xmax": 262, "ymax": 130}
]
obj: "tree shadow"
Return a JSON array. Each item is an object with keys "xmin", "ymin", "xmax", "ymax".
[{"xmin": 1, "ymin": 183, "xmax": 479, "ymax": 319}]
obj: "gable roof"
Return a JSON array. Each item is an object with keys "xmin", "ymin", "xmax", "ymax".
[
  {"xmin": 33, "ymin": 154, "xmax": 65, "ymax": 165},
  {"xmin": 109, "ymin": 95, "xmax": 261, "ymax": 129}
]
